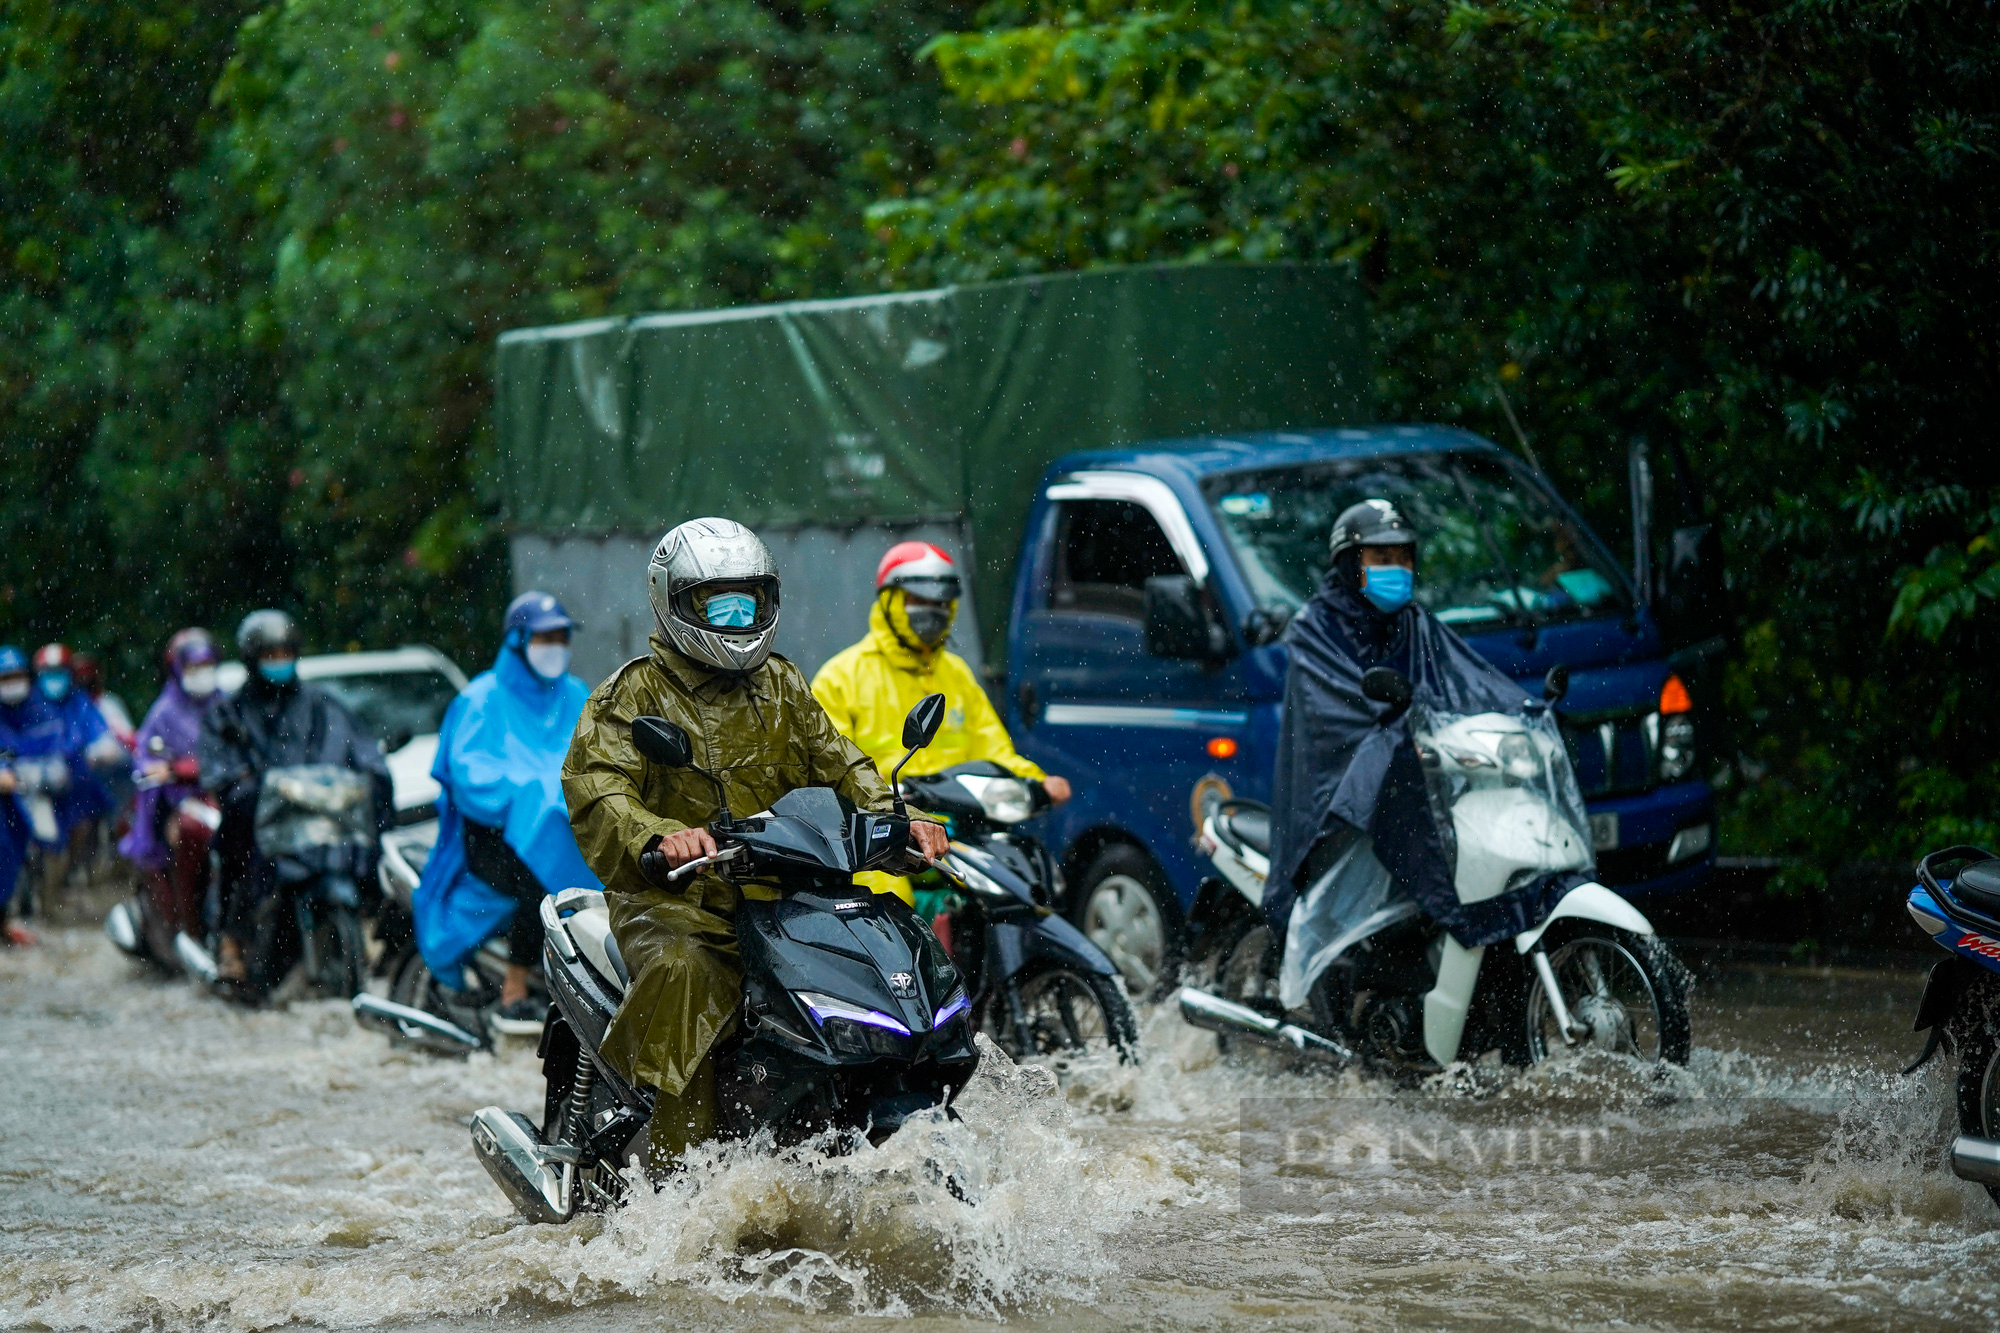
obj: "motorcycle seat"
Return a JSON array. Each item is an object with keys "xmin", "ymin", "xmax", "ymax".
[
  {"xmin": 1955, "ymin": 860, "xmax": 2000, "ymax": 916},
  {"xmin": 1221, "ymin": 807, "xmax": 1270, "ymax": 856},
  {"xmin": 563, "ymin": 904, "xmax": 630, "ymax": 993}
]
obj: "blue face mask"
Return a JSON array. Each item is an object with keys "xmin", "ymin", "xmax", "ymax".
[
  {"xmin": 38, "ymin": 669, "xmax": 71, "ymax": 701},
  {"xmin": 704, "ymin": 592, "xmax": 759, "ymax": 629},
  {"xmin": 258, "ymin": 659, "xmax": 298, "ymax": 685},
  {"xmin": 1361, "ymin": 566, "xmax": 1415, "ymax": 613}
]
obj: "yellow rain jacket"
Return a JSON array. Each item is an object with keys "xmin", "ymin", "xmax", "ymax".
[{"xmin": 812, "ymin": 591, "xmax": 1046, "ymax": 903}]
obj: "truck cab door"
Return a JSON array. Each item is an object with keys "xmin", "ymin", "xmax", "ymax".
[{"xmin": 1012, "ymin": 473, "xmax": 1247, "ymax": 894}]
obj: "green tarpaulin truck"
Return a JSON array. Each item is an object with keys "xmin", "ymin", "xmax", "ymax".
[{"xmin": 496, "ymin": 262, "xmax": 1368, "ymax": 682}]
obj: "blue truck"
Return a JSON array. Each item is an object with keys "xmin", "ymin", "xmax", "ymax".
[
  {"xmin": 1001, "ymin": 429, "xmax": 1715, "ymax": 991},
  {"xmin": 496, "ymin": 265, "xmax": 1720, "ymax": 992}
]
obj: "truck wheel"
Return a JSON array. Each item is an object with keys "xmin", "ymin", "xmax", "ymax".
[{"xmin": 1071, "ymin": 844, "xmax": 1182, "ymax": 998}]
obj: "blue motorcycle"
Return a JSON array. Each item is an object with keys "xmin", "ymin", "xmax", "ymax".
[{"xmin": 1907, "ymin": 845, "xmax": 2000, "ymax": 1205}]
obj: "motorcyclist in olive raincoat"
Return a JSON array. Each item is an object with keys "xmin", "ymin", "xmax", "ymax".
[
  {"xmin": 812, "ymin": 541, "xmax": 1070, "ymax": 906},
  {"xmin": 562, "ymin": 518, "xmax": 949, "ymax": 1171}
]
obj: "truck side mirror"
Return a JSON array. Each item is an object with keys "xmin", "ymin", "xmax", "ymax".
[
  {"xmin": 631, "ymin": 716, "xmax": 694, "ymax": 769},
  {"xmin": 1144, "ymin": 574, "xmax": 1229, "ymax": 661},
  {"xmin": 1360, "ymin": 667, "xmax": 1413, "ymax": 715},
  {"xmin": 1659, "ymin": 523, "xmax": 1730, "ymax": 651},
  {"xmin": 902, "ymin": 693, "xmax": 947, "ymax": 750}
]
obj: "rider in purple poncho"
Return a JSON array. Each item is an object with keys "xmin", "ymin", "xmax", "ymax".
[{"xmin": 121, "ymin": 631, "xmax": 223, "ymax": 872}]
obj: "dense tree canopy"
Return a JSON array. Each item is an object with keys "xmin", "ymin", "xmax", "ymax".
[{"xmin": 1, "ymin": 0, "xmax": 1994, "ymax": 876}]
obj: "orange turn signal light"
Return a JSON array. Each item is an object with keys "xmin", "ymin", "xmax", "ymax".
[
  {"xmin": 1659, "ymin": 673, "xmax": 1692, "ymax": 715},
  {"xmin": 1206, "ymin": 736, "xmax": 1239, "ymax": 759}
]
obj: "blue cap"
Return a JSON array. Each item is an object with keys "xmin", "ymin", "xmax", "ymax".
[
  {"xmin": 0, "ymin": 645, "xmax": 25, "ymax": 676},
  {"xmin": 504, "ymin": 591, "xmax": 576, "ymax": 641}
]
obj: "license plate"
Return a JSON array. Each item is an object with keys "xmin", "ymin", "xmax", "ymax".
[{"xmin": 1589, "ymin": 813, "xmax": 1621, "ymax": 851}]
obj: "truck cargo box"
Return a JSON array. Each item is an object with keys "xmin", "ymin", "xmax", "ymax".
[{"xmin": 496, "ymin": 263, "xmax": 1368, "ymax": 683}]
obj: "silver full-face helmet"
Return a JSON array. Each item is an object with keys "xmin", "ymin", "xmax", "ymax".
[{"xmin": 648, "ymin": 518, "xmax": 781, "ymax": 674}]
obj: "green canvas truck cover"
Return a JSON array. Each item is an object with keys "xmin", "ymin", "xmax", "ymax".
[{"xmin": 495, "ymin": 262, "xmax": 1369, "ymax": 661}]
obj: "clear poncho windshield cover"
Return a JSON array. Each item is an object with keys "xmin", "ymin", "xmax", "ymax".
[
  {"xmin": 1268, "ymin": 588, "xmax": 1598, "ymax": 1011},
  {"xmin": 1277, "ymin": 699, "xmax": 1594, "ymax": 1010}
]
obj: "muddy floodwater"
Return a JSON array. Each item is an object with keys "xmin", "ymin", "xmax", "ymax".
[{"xmin": 5, "ymin": 926, "xmax": 1997, "ymax": 1331}]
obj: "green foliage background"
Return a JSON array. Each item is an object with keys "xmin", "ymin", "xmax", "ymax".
[{"xmin": 2, "ymin": 0, "xmax": 1995, "ymax": 878}]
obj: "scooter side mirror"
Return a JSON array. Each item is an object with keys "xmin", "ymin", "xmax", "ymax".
[
  {"xmin": 1360, "ymin": 667, "xmax": 1413, "ymax": 714},
  {"xmin": 1542, "ymin": 664, "xmax": 1570, "ymax": 705},
  {"xmin": 887, "ymin": 693, "xmax": 949, "ymax": 820},
  {"xmin": 902, "ymin": 693, "xmax": 947, "ymax": 750},
  {"xmin": 631, "ymin": 716, "xmax": 695, "ymax": 769}
]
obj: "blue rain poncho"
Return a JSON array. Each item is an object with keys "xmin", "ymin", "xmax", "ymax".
[{"xmin": 412, "ymin": 646, "xmax": 598, "ymax": 981}]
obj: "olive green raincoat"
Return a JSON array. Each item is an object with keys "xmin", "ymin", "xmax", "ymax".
[{"xmin": 562, "ymin": 635, "xmax": 897, "ymax": 1098}]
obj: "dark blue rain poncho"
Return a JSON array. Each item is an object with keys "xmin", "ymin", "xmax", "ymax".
[
  {"xmin": 1267, "ymin": 580, "xmax": 1577, "ymax": 948},
  {"xmin": 412, "ymin": 646, "xmax": 599, "ymax": 980}
]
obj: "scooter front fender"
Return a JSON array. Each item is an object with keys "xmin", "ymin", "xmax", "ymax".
[
  {"xmin": 992, "ymin": 912, "xmax": 1119, "ymax": 980},
  {"xmin": 1513, "ymin": 882, "xmax": 1654, "ymax": 953}
]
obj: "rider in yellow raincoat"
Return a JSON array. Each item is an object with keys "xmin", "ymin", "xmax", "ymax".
[{"xmin": 812, "ymin": 542, "xmax": 1070, "ymax": 905}]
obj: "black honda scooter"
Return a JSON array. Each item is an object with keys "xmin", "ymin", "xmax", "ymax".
[
  {"xmin": 470, "ymin": 694, "xmax": 981, "ymax": 1224},
  {"xmin": 898, "ymin": 762, "xmax": 1137, "ymax": 1062}
]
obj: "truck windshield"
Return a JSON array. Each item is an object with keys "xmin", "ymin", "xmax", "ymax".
[{"xmin": 1204, "ymin": 452, "xmax": 1629, "ymax": 628}]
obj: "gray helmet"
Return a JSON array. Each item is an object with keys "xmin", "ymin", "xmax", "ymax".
[
  {"xmin": 1327, "ymin": 498, "xmax": 1417, "ymax": 565},
  {"xmin": 235, "ymin": 609, "xmax": 301, "ymax": 662},
  {"xmin": 647, "ymin": 518, "xmax": 781, "ymax": 674}
]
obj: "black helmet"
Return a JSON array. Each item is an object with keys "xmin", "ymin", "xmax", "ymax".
[
  {"xmin": 1328, "ymin": 499, "xmax": 1417, "ymax": 565},
  {"xmin": 236, "ymin": 609, "xmax": 301, "ymax": 662}
]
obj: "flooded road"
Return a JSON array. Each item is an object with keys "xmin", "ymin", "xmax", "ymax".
[{"xmin": 5, "ymin": 928, "xmax": 1996, "ymax": 1331}]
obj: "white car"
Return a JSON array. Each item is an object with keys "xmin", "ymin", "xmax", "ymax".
[{"xmin": 216, "ymin": 647, "xmax": 469, "ymax": 820}]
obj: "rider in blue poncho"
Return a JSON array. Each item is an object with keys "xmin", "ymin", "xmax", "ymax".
[{"xmin": 413, "ymin": 592, "xmax": 599, "ymax": 1032}]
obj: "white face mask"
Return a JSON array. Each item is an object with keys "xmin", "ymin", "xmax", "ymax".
[
  {"xmin": 0, "ymin": 679, "xmax": 28, "ymax": 706},
  {"xmin": 525, "ymin": 643, "xmax": 571, "ymax": 681},
  {"xmin": 181, "ymin": 666, "xmax": 218, "ymax": 699}
]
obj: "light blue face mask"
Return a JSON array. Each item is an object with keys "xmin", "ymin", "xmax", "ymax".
[
  {"xmin": 1361, "ymin": 566, "xmax": 1415, "ymax": 613},
  {"xmin": 38, "ymin": 670, "xmax": 71, "ymax": 702},
  {"xmin": 704, "ymin": 592, "xmax": 759, "ymax": 629},
  {"xmin": 258, "ymin": 659, "xmax": 298, "ymax": 685}
]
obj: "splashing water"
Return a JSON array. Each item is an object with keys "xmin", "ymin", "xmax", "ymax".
[{"xmin": 4, "ymin": 932, "xmax": 1998, "ymax": 1330}]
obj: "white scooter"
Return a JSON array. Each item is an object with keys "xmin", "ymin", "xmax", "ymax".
[{"xmin": 1177, "ymin": 666, "xmax": 1692, "ymax": 1072}]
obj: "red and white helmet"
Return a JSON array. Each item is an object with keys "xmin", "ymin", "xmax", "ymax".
[
  {"xmin": 32, "ymin": 643, "xmax": 73, "ymax": 674},
  {"xmin": 875, "ymin": 542, "xmax": 962, "ymax": 603}
]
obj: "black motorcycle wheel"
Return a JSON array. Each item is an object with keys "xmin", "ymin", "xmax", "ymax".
[
  {"xmin": 986, "ymin": 962, "xmax": 1138, "ymax": 1065},
  {"xmin": 1951, "ymin": 975, "xmax": 2000, "ymax": 1207},
  {"xmin": 313, "ymin": 909, "xmax": 366, "ymax": 1000},
  {"xmin": 1507, "ymin": 922, "xmax": 1692, "ymax": 1067}
]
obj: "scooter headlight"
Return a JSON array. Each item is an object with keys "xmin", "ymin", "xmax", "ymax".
[
  {"xmin": 957, "ymin": 774, "xmax": 1036, "ymax": 824},
  {"xmin": 1495, "ymin": 732, "xmax": 1542, "ymax": 783},
  {"xmin": 798, "ymin": 991, "xmax": 911, "ymax": 1056}
]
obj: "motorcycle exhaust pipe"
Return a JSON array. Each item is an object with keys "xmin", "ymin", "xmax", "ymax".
[
  {"xmin": 351, "ymin": 994, "xmax": 483, "ymax": 1055},
  {"xmin": 173, "ymin": 932, "xmax": 219, "ymax": 984},
  {"xmin": 1951, "ymin": 1135, "xmax": 2000, "ymax": 1188},
  {"xmin": 470, "ymin": 1106, "xmax": 574, "ymax": 1225},
  {"xmin": 1177, "ymin": 987, "xmax": 1355, "ymax": 1066},
  {"xmin": 104, "ymin": 900, "xmax": 142, "ymax": 957}
]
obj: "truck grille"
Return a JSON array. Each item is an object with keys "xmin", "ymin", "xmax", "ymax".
[{"xmin": 1561, "ymin": 709, "xmax": 1659, "ymax": 797}]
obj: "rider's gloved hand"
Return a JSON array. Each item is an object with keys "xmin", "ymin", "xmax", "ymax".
[{"xmin": 639, "ymin": 827, "xmax": 719, "ymax": 886}]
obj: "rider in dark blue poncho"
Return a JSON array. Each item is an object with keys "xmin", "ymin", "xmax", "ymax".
[
  {"xmin": 1267, "ymin": 500, "xmax": 1574, "ymax": 950},
  {"xmin": 413, "ymin": 592, "xmax": 599, "ymax": 1031}
]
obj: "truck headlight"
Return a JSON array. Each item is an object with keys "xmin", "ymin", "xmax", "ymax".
[{"xmin": 1658, "ymin": 714, "xmax": 1696, "ymax": 781}]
